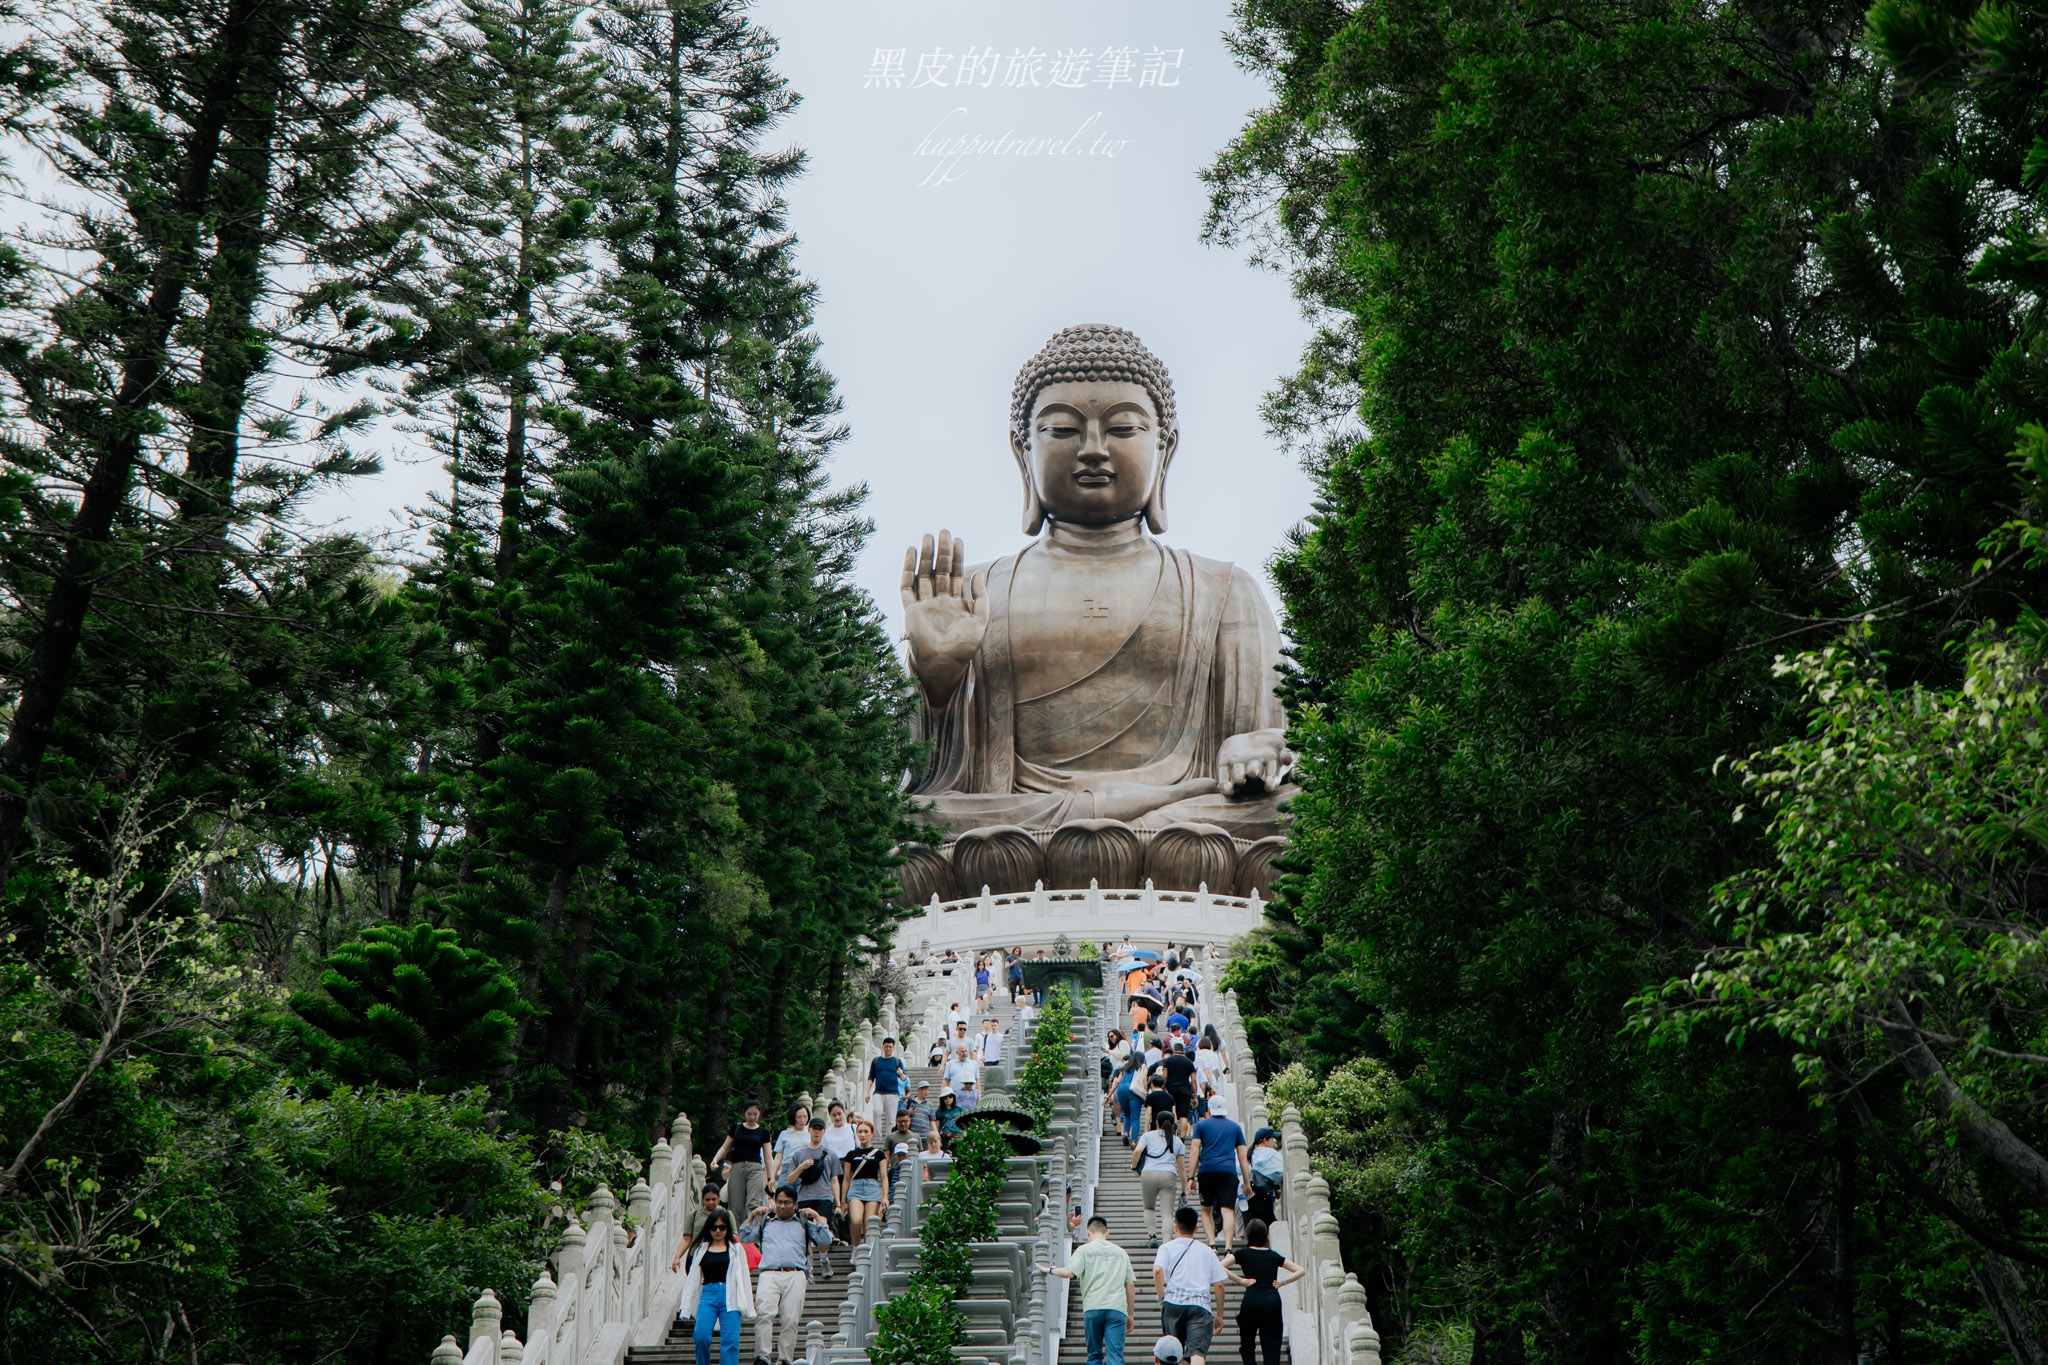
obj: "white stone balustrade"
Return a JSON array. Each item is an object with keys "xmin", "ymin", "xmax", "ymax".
[{"xmin": 434, "ymin": 914, "xmax": 1386, "ymax": 1365}]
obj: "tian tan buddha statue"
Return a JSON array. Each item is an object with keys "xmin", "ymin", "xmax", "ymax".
[{"xmin": 895, "ymin": 324, "xmax": 1295, "ymax": 902}]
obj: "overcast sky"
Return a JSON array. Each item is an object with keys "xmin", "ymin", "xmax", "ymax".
[{"xmin": 317, "ymin": 0, "xmax": 1314, "ymax": 636}]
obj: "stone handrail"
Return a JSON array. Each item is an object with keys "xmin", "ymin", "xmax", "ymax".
[
  {"xmin": 427, "ymin": 1017, "xmax": 889, "ymax": 1365},
  {"xmin": 428, "ymin": 931, "xmax": 1386, "ymax": 1365},
  {"xmin": 898, "ymin": 881, "xmax": 1266, "ymax": 961},
  {"xmin": 1204, "ymin": 973, "xmax": 1384, "ymax": 1365},
  {"xmin": 429, "ymin": 1115, "xmax": 709, "ymax": 1365}
]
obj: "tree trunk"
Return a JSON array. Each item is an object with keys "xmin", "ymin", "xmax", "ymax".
[
  {"xmin": 1829, "ymin": 1106, "xmax": 1858, "ymax": 1365},
  {"xmin": 537, "ymin": 890, "xmax": 596, "ymax": 1135},
  {"xmin": 700, "ymin": 947, "xmax": 734, "ymax": 1139},
  {"xmin": 1886, "ymin": 1001, "xmax": 2048, "ymax": 1205},
  {"xmin": 513, "ymin": 861, "xmax": 576, "ymax": 1054},
  {"xmin": 761, "ymin": 926, "xmax": 795, "ymax": 1084},
  {"xmin": 177, "ymin": 43, "xmax": 283, "ymax": 554},
  {"xmin": 0, "ymin": 0, "xmax": 274, "ymax": 883},
  {"xmin": 821, "ymin": 944, "xmax": 845, "ymax": 1053}
]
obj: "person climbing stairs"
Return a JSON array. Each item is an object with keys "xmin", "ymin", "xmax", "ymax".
[{"xmin": 1062, "ymin": 1119, "xmax": 1289, "ymax": 1365}]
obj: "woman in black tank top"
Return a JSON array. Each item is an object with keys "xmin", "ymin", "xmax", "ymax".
[{"xmin": 1224, "ymin": 1218, "xmax": 1303, "ymax": 1365}]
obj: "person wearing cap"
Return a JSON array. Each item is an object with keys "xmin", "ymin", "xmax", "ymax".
[
  {"xmin": 958, "ymin": 1074, "xmax": 981, "ymax": 1112},
  {"xmin": 898, "ymin": 1080, "xmax": 936, "ymax": 1138},
  {"xmin": 935, "ymin": 1088, "xmax": 963, "ymax": 1139},
  {"xmin": 1036, "ymin": 1215, "xmax": 1136, "ymax": 1365},
  {"xmin": 1151, "ymin": 1337, "xmax": 1184, "ymax": 1363},
  {"xmin": 1188, "ymin": 1094, "xmax": 1250, "ymax": 1249},
  {"xmin": 787, "ymin": 1118, "xmax": 843, "ymax": 1280},
  {"xmin": 865, "ymin": 1037, "xmax": 907, "ymax": 1134},
  {"xmin": 887, "ymin": 1109, "xmax": 917, "ymax": 1176},
  {"xmin": 1151, "ymin": 1207, "xmax": 1226, "ymax": 1365}
]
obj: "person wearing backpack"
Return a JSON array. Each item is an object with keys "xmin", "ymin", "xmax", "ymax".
[
  {"xmin": 1245, "ymin": 1128, "xmax": 1284, "ymax": 1226},
  {"xmin": 1131, "ymin": 1111, "xmax": 1187, "ymax": 1248}
]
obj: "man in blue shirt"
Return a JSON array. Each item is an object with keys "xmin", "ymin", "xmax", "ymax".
[
  {"xmin": 864, "ymin": 1037, "xmax": 907, "ymax": 1133},
  {"xmin": 740, "ymin": 1188, "xmax": 832, "ymax": 1364},
  {"xmin": 1187, "ymin": 1102, "xmax": 1249, "ymax": 1249}
]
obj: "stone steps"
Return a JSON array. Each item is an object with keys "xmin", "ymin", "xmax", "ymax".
[
  {"xmin": 627, "ymin": 1239, "xmax": 859, "ymax": 1365},
  {"xmin": 1063, "ymin": 1116, "xmax": 1289, "ymax": 1365}
]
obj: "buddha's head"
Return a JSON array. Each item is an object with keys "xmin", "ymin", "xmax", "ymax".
[{"xmin": 1010, "ymin": 324, "xmax": 1179, "ymax": 535}]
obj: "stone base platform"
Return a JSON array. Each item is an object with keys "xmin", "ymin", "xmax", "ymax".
[
  {"xmin": 895, "ymin": 818, "xmax": 1285, "ymax": 904},
  {"xmin": 897, "ymin": 881, "xmax": 1266, "ymax": 961}
]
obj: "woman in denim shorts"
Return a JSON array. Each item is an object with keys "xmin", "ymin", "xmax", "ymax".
[{"xmin": 843, "ymin": 1119, "xmax": 891, "ymax": 1246}]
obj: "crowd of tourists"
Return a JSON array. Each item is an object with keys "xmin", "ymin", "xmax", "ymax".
[
  {"xmin": 668, "ymin": 937, "xmax": 1294, "ymax": 1365},
  {"xmin": 1066, "ymin": 939, "xmax": 1295, "ymax": 1365}
]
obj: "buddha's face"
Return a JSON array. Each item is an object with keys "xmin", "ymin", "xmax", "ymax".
[{"xmin": 1016, "ymin": 380, "xmax": 1173, "ymax": 529}]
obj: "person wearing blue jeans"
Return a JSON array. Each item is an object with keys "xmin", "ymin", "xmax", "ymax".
[
  {"xmin": 694, "ymin": 1283, "xmax": 739, "ymax": 1365},
  {"xmin": 679, "ymin": 1211, "xmax": 751, "ymax": 1365},
  {"xmin": 1040, "ymin": 1217, "xmax": 1137, "ymax": 1365},
  {"xmin": 1112, "ymin": 1054, "xmax": 1145, "ymax": 1143}
]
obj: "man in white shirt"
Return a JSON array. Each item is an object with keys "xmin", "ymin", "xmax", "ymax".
[
  {"xmin": 946, "ymin": 1002, "xmax": 967, "ymax": 1034},
  {"xmin": 1151, "ymin": 1208, "xmax": 1226, "ymax": 1365},
  {"xmin": 944, "ymin": 1043, "xmax": 980, "ymax": 1095},
  {"xmin": 977, "ymin": 1018, "xmax": 1006, "ymax": 1068}
]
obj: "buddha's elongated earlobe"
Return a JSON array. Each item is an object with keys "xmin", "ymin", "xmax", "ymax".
[
  {"xmin": 1142, "ymin": 431, "xmax": 1177, "ymax": 534},
  {"xmin": 1012, "ymin": 434, "xmax": 1046, "ymax": 535}
]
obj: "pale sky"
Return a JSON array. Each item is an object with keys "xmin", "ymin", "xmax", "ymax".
[{"xmin": 315, "ymin": 0, "xmax": 1315, "ymax": 635}]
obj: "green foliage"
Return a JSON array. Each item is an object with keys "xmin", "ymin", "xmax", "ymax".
[
  {"xmin": 1640, "ymin": 628, "xmax": 2048, "ymax": 1279},
  {"xmin": 1209, "ymin": 0, "xmax": 2048, "ymax": 1347},
  {"xmin": 221, "ymin": 1085, "xmax": 552, "ymax": 1365},
  {"xmin": 915, "ymin": 1120, "xmax": 1008, "ymax": 1296},
  {"xmin": 1014, "ymin": 983, "xmax": 1074, "ymax": 1135},
  {"xmin": 289, "ymin": 923, "xmax": 530, "ymax": 1091},
  {"xmin": 0, "ymin": 0, "xmax": 911, "ymax": 1355},
  {"xmin": 866, "ymin": 1281, "xmax": 964, "ymax": 1365},
  {"xmin": 868, "ymin": 1116, "xmax": 1008, "ymax": 1363}
]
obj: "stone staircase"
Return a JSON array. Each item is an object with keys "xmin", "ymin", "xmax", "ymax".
[
  {"xmin": 625, "ymin": 1240, "xmax": 860, "ymax": 1365},
  {"xmin": 1068, "ymin": 1116, "xmax": 1291, "ymax": 1365},
  {"xmin": 429, "ymin": 943, "xmax": 1384, "ymax": 1365}
]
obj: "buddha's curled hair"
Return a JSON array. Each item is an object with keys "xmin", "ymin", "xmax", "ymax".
[{"xmin": 1010, "ymin": 325, "xmax": 1178, "ymax": 448}]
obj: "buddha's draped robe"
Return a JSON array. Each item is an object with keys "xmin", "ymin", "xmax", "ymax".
[{"xmin": 909, "ymin": 542, "xmax": 1291, "ymax": 839}]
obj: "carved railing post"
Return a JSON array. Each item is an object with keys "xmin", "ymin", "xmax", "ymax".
[
  {"xmin": 432, "ymin": 1335, "xmax": 465, "ymax": 1365},
  {"xmin": 648, "ymin": 1136, "xmax": 674, "ymax": 1191},
  {"xmin": 468, "ymin": 1288, "xmax": 502, "ymax": 1364},
  {"xmin": 498, "ymin": 1329, "xmax": 524, "ymax": 1365},
  {"xmin": 527, "ymin": 1271, "xmax": 558, "ymax": 1360}
]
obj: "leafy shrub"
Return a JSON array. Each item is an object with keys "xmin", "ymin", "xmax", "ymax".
[
  {"xmin": 868, "ymin": 1102, "xmax": 1010, "ymax": 1361},
  {"xmin": 867, "ymin": 1281, "xmax": 964, "ymax": 1365},
  {"xmin": 1014, "ymin": 982, "xmax": 1074, "ymax": 1134}
]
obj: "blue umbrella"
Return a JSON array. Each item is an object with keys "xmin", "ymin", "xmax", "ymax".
[
  {"xmin": 1128, "ymin": 949, "xmax": 1162, "ymax": 961},
  {"xmin": 1114, "ymin": 958, "xmax": 1148, "ymax": 973}
]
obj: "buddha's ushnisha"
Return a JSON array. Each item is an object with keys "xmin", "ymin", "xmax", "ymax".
[{"xmin": 901, "ymin": 324, "xmax": 1294, "ymax": 837}]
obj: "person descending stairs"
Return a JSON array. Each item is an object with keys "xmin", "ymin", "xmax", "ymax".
[{"xmin": 626, "ymin": 1234, "xmax": 860, "ymax": 1365}]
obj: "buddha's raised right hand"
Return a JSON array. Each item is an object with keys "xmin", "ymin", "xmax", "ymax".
[{"xmin": 901, "ymin": 530, "xmax": 989, "ymax": 707}]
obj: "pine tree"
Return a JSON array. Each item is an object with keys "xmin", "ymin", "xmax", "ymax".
[{"xmin": 290, "ymin": 921, "xmax": 530, "ymax": 1089}]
